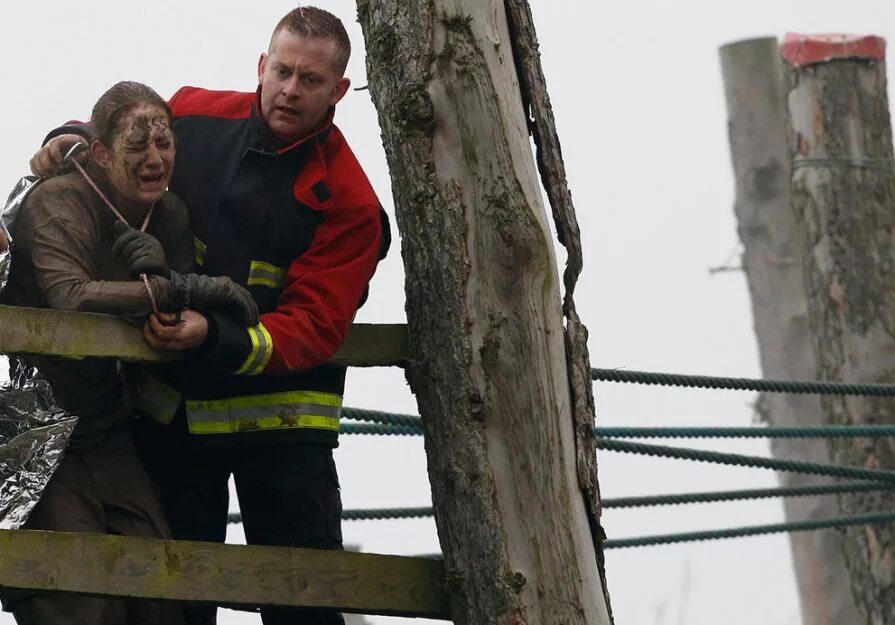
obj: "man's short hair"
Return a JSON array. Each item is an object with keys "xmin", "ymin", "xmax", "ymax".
[{"xmin": 270, "ymin": 6, "xmax": 351, "ymax": 75}]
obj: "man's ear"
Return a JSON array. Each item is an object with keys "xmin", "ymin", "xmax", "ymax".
[
  {"xmin": 258, "ymin": 53, "xmax": 268, "ymax": 84},
  {"xmin": 90, "ymin": 140, "xmax": 111, "ymax": 170},
  {"xmin": 329, "ymin": 77, "xmax": 351, "ymax": 107}
]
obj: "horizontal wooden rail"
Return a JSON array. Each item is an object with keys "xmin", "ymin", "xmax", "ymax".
[
  {"xmin": 0, "ymin": 530, "xmax": 449, "ymax": 618},
  {"xmin": 0, "ymin": 305, "xmax": 409, "ymax": 367}
]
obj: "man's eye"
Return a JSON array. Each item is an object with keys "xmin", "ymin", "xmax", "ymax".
[{"xmin": 277, "ymin": 68, "xmax": 289, "ymax": 78}]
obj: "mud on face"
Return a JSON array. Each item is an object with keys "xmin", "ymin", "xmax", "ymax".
[{"xmin": 102, "ymin": 103, "xmax": 175, "ymax": 208}]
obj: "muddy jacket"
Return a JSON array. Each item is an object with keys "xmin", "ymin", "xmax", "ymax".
[
  {"xmin": 2, "ymin": 169, "xmax": 193, "ymax": 449},
  {"xmin": 128, "ymin": 87, "xmax": 390, "ymax": 448}
]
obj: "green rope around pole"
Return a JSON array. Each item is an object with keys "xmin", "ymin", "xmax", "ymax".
[
  {"xmin": 602, "ymin": 480, "xmax": 889, "ymax": 508},
  {"xmin": 339, "ymin": 420, "xmax": 895, "ymax": 483},
  {"xmin": 591, "ymin": 368, "xmax": 895, "ymax": 396},
  {"xmin": 227, "ymin": 507, "xmax": 434, "ymax": 525},
  {"xmin": 341, "ymin": 407, "xmax": 895, "ymax": 439},
  {"xmin": 225, "ymin": 481, "xmax": 892, "ymax": 525},
  {"xmin": 419, "ymin": 509, "xmax": 895, "ymax": 556},
  {"xmin": 596, "ymin": 425, "xmax": 895, "ymax": 438},
  {"xmin": 340, "ymin": 422, "xmax": 423, "ymax": 436},
  {"xmin": 600, "ymin": 438, "xmax": 895, "ymax": 484},
  {"xmin": 341, "ymin": 407, "xmax": 422, "ymax": 428},
  {"xmin": 602, "ymin": 509, "xmax": 895, "ymax": 549}
]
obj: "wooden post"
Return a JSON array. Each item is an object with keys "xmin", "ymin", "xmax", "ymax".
[
  {"xmin": 781, "ymin": 33, "xmax": 895, "ymax": 623},
  {"xmin": 356, "ymin": 1, "xmax": 612, "ymax": 624},
  {"xmin": 720, "ymin": 37, "xmax": 862, "ymax": 625}
]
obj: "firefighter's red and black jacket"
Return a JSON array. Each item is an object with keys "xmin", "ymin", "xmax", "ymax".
[{"xmin": 121, "ymin": 87, "xmax": 390, "ymax": 448}]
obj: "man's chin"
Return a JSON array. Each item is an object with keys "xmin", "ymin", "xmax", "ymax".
[{"xmin": 270, "ymin": 119, "xmax": 307, "ymax": 144}]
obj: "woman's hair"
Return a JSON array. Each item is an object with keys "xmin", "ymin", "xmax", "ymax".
[{"xmin": 90, "ymin": 81, "xmax": 171, "ymax": 146}]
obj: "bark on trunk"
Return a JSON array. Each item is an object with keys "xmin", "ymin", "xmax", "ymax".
[
  {"xmin": 721, "ymin": 37, "xmax": 862, "ymax": 625},
  {"xmin": 501, "ymin": 2, "xmax": 610, "ymax": 610},
  {"xmin": 782, "ymin": 34, "xmax": 895, "ymax": 625},
  {"xmin": 356, "ymin": 1, "xmax": 611, "ymax": 623}
]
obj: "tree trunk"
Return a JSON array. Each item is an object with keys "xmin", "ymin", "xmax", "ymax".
[
  {"xmin": 356, "ymin": 1, "xmax": 612, "ymax": 623},
  {"xmin": 781, "ymin": 33, "xmax": 895, "ymax": 625},
  {"xmin": 721, "ymin": 37, "xmax": 863, "ymax": 625}
]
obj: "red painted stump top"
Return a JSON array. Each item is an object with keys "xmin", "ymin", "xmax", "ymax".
[{"xmin": 780, "ymin": 33, "xmax": 886, "ymax": 68}]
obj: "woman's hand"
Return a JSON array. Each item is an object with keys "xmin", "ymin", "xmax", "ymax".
[
  {"xmin": 143, "ymin": 309, "xmax": 208, "ymax": 351},
  {"xmin": 112, "ymin": 221, "xmax": 169, "ymax": 277}
]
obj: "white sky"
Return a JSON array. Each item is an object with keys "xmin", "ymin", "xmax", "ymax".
[{"xmin": 1, "ymin": 1, "xmax": 893, "ymax": 624}]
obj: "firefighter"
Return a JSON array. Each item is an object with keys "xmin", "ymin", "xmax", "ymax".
[
  {"xmin": 2, "ymin": 81, "xmax": 257, "ymax": 625},
  {"xmin": 31, "ymin": 8, "xmax": 390, "ymax": 625}
]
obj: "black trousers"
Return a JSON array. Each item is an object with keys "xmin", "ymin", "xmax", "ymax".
[{"xmin": 137, "ymin": 418, "xmax": 345, "ymax": 625}]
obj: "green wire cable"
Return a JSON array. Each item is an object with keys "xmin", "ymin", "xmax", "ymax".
[
  {"xmin": 417, "ymin": 509, "xmax": 895, "ymax": 557},
  {"xmin": 226, "ymin": 481, "xmax": 890, "ymax": 525},
  {"xmin": 600, "ymin": 438, "xmax": 895, "ymax": 484},
  {"xmin": 603, "ymin": 509, "xmax": 895, "ymax": 549},
  {"xmin": 341, "ymin": 407, "xmax": 895, "ymax": 439},
  {"xmin": 339, "ymin": 421, "xmax": 895, "ymax": 484},
  {"xmin": 591, "ymin": 368, "xmax": 895, "ymax": 396},
  {"xmin": 602, "ymin": 481, "xmax": 889, "ymax": 508}
]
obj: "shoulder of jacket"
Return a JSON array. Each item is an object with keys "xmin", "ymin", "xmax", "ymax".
[
  {"xmin": 23, "ymin": 174, "xmax": 94, "ymax": 228},
  {"xmin": 319, "ymin": 126, "xmax": 379, "ymax": 210},
  {"xmin": 161, "ymin": 190, "xmax": 187, "ymax": 210},
  {"xmin": 160, "ymin": 191, "xmax": 190, "ymax": 220},
  {"xmin": 169, "ymin": 86, "xmax": 255, "ymax": 120},
  {"xmin": 28, "ymin": 173, "xmax": 89, "ymax": 206}
]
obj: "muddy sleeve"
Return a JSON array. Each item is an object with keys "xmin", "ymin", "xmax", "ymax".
[{"xmin": 19, "ymin": 188, "xmax": 173, "ymax": 317}]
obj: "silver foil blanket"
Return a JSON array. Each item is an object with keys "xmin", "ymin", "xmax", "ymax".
[
  {"xmin": 0, "ymin": 176, "xmax": 78, "ymax": 529},
  {"xmin": 0, "ymin": 369, "xmax": 77, "ymax": 529}
]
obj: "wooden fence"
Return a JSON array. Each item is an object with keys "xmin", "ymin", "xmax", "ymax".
[
  {"xmin": 0, "ymin": 305, "xmax": 446, "ymax": 620},
  {"xmin": 0, "ymin": 305, "xmax": 409, "ymax": 366}
]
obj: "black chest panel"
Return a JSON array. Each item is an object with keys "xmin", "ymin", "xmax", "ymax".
[{"xmin": 170, "ymin": 116, "xmax": 323, "ymax": 313}]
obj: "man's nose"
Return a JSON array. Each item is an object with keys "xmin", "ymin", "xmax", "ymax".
[{"xmin": 281, "ymin": 76, "xmax": 301, "ymax": 98}]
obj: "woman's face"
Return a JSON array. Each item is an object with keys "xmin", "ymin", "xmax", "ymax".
[{"xmin": 95, "ymin": 102, "xmax": 175, "ymax": 206}]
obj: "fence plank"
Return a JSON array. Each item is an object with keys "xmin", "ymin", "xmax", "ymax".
[
  {"xmin": 0, "ymin": 305, "xmax": 171, "ymax": 362},
  {"xmin": 334, "ymin": 321, "xmax": 408, "ymax": 367},
  {"xmin": 0, "ymin": 530, "xmax": 448, "ymax": 618},
  {"xmin": 0, "ymin": 305, "xmax": 408, "ymax": 367}
]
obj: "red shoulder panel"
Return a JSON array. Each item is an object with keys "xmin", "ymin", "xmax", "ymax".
[
  {"xmin": 167, "ymin": 86, "xmax": 255, "ymax": 120},
  {"xmin": 780, "ymin": 33, "xmax": 886, "ymax": 68},
  {"xmin": 317, "ymin": 127, "xmax": 379, "ymax": 209}
]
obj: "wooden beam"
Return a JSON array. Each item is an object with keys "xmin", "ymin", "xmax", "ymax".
[
  {"xmin": 333, "ymin": 321, "xmax": 408, "ymax": 367},
  {"xmin": 0, "ymin": 305, "xmax": 172, "ymax": 362},
  {"xmin": 0, "ymin": 530, "xmax": 449, "ymax": 619},
  {"xmin": 0, "ymin": 305, "xmax": 409, "ymax": 367}
]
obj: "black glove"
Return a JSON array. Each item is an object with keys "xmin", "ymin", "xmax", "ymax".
[
  {"xmin": 112, "ymin": 221, "xmax": 169, "ymax": 278},
  {"xmin": 167, "ymin": 271, "xmax": 259, "ymax": 327}
]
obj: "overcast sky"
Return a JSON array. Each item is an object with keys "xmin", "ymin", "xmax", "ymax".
[{"xmin": 2, "ymin": 1, "xmax": 894, "ymax": 624}]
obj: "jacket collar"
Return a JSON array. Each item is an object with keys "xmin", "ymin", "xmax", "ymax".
[
  {"xmin": 250, "ymin": 87, "xmax": 334, "ymax": 155},
  {"xmin": 79, "ymin": 159, "xmax": 155, "ymax": 228}
]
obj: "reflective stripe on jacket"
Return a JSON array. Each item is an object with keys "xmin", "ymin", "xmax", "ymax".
[{"xmin": 135, "ymin": 374, "xmax": 342, "ymax": 439}]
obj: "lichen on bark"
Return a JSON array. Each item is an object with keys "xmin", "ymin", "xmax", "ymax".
[{"xmin": 785, "ymin": 54, "xmax": 895, "ymax": 624}]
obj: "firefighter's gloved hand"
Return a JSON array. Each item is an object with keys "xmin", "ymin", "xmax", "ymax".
[
  {"xmin": 112, "ymin": 221, "xmax": 169, "ymax": 278},
  {"xmin": 167, "ymin": 271, "xmax": 259, "ymax": 327}
]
